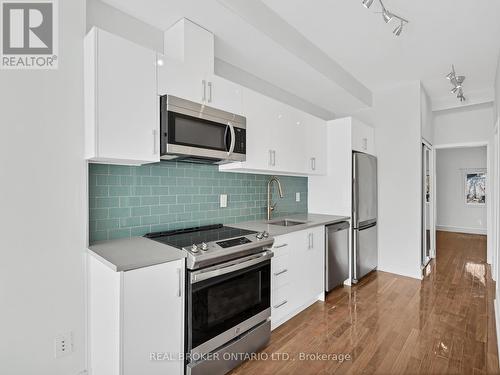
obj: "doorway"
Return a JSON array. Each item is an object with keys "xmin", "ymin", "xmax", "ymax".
[
  {"xmin": 434, "ymin": 145, "xmax": 488, "ymax": 258},
  {"xmin": 422, "ymin": 143, "xmax": 433, "ymax": 268}
]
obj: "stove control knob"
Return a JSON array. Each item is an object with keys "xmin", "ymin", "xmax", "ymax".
[
  {"xmin": 200, "ymin": 242, "xmax": 208, "ymax": 251},
  {"xmin": 191, "ymin": 244, "xmax": 199, "ymax": 253},
  {"xmin": 262, "ymin": 231, "xmax": 269, "ymax": 238},
  {"xmin": 256, "ymin": 232, "xmax": 264, "ymax": 240}
]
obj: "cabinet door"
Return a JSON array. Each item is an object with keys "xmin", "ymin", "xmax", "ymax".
[
  {"xmin": 239, "ymin": 88, "xmax": 275, "ymax": 169},
  {"xmin": 157, "ymin": 54, "xmax": 206, "ymax": 103},
  {"xmin": 294, "ymin": 227, "xmax": 325, "ymax": 306},
  {"xmin": 275, "ymin": 105, "xmax": 304, "ymax": 174},
  {"xmin": 207, "ymin": 74, "xmax": 243, "ymax": 115},
  {"xmin": 92, "ymin": 28, "xmax": 159, "ymax": 164},
  {"xmin": 305, "ymin": 117, "xmax": 327, "ymax": 175},
  {"xmin": 351, "ymin": 119, "xmax": 375, "ymax": 155},
  {"xmin": 122, "ymin": 259, "xmax": 184, "ymax": 375}
]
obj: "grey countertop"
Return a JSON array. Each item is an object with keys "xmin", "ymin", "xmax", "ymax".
[
  {"xmin": 88, "ymin": 213, "xmax": 349, "ymax": 272},
  {"xmin": 232, "ymin": 213, "xmax": 350, "ymax": 236},
  {"xmin": 88, "ymin": 236, "xmax": 186, "ymax": 272}
]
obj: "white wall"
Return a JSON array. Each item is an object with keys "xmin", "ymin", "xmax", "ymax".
[
  {"xmin": 0, "ymin": 1, "xmax": 87, "ymax": 375},
  {"xmin": 420, "ymin": 85, "xmax": 434, "ymax": 144},
  {"xmin": 436, "ymin": 147, "xmax": 487, "ymax": 234},
  {"xmin": 433, "ymin": 103, "xmax": 494, "ymax": 145},
  {"xmin": 373, "ymin": 82, "xmax": 422, "ymax": 279}
]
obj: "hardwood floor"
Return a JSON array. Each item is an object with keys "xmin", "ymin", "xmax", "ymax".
[{"xmin": 230, "ymin": 231, "xmax": 499, "ymax": 374}]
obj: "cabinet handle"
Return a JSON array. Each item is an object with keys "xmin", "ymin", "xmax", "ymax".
[
  {"xmin": 202, "ymin": 80, "xmax": 207, "ymax": 102},
  {"xmin": 308, "ymin": 233, "xmax": 314, "ymax": 249},
  {"xmin": 362, "ymin": 137, "xmax": 368, "ymax": 151},
  {"xmin": 273, "ymin": 300, "xmax": 288, "ymax": 309},
  {"xmin": 152, "ymin": 129, "xmax": 158, "ymax": 155},
  {"xmin": 311, "ymin": 157, "xmax": 316, "ymax": 171},
  {"xmin": 177, "ymin": 268, "xmax": 182, "ymax": 297},
  {"xmin": 273, "ymin": 269, "xmax": 288, "ymax": 276},
  {"xmin": 269, "ymin": 150, "xmax": 273, "ymax": 166},
  {"xmin": 272, "ymin": 150, "xmax": 276, "ymax": 166},
  {"xmin": 273, "ymin": 243, "xmax": 288, "ymax": 249},
  {"xmin": 208, "ymin": 81, "xmax": 213, "ymax": 103}
]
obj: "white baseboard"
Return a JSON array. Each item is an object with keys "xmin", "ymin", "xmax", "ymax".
[
  {"xmin": 376, "ymin": 265, "xmax": 423, "ymax": 280},
  {"xmin": 436, "ymin": 225, "xmax": 487, "ymax": 235}
]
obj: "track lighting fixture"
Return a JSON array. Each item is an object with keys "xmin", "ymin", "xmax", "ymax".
[
  {"xmin": 362, "ymin": 0, "xmax": 374, "ymax": 9},
  {"xmin": 361, "ymin": 0, "xmax": 409, "ymax": 37},
  {"xmin": 382, "ymin": 9, "xmax": 393, "ymax": 23},
  {"xmin": 446, "ymin": 65, "xmax": 466, "ymax": 102},
  {"xmin": 393, "ymin": 21, "xmax": 403, "ymax": 36}
]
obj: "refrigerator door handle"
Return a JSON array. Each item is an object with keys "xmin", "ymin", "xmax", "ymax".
[
  {"xmin": 352, "ymin": 228, "xmax": 357, "ymax": 282},
  {"xmin": 352, "ymin": 155, "xmax": 358, "ymax": 228}
]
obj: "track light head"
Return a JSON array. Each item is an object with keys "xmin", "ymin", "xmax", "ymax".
[
  {"xmin": 393, "ymin": 22, "xmax": 403, "ymax": 36},
  {"xmin": 446, "ymin": 65, "xmax": 466, "ymax": 102},
  {"xmin": 382, "ymin": 9, "xmax": 394, "ymax": 23},
  {"xmin": 362, "ymin": 0, "xmax": 374, "ymax": 9}
]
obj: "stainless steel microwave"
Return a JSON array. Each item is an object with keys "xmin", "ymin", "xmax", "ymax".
[{"xmin": 160, "ymin": 95, "xmax": 246, "ymax": 164}]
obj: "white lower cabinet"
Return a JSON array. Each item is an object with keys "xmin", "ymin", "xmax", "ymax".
[
  {"xmin": 270, "ymin": 226, "xmax": 325, "ymax": 329},
  {"xmin": 88, "ymin": 256, "xmax": 185, "ymax": 375}
]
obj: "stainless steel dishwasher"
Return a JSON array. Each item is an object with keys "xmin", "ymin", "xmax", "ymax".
[{"xmin": 325, "ymin": 221, "xmax": 350, "ymax": 292}]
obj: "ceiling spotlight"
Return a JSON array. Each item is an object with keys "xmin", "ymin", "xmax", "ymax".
[
  {"xmin": 362, "ymin": 0, "xmax": 375, "ymax": 8},
  {"xmin": 382, "ymin": 9, "xmax": 394, "ymax": 23},
  {"xmin": 445, "ymin": 65, "xmax": 466, "ymax": 102},
  {"xmin": 393, "ymin": 21, "xmax": 403, "ymax": 36},
  {"xmin": 362, "ymin": 0, "xmax": 409, "ymax": 36}
]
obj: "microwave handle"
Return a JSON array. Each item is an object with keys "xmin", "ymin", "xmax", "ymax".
[{"xmin": 227, "ymin": 122, "xmax": 235, "ymax": 156}]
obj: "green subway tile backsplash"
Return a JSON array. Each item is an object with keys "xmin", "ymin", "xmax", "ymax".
[{"xmin": 89, "ymin": 161, "xmax": 308, "ymax": 243}]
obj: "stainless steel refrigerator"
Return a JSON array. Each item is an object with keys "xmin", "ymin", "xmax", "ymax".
[{"xmin": 352, "ymin": 152, "xmax": 378, "ymax": 283}]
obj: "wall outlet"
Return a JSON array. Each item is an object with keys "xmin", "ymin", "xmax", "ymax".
[
  {"xmin": 220, "ymin": 194, "xmax": 228, "ymax": 208},
  {"xmin": 55, "ymin": 332, "xmax": 73, "ymax": 358},
  {"xmin": 296, "ymin": 192, "xmax": 301, "ymax": 202}
]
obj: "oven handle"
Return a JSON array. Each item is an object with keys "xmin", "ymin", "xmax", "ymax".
[{"xmin": 190, "ymin": 250, "xmax": 274, "ymax": 284}]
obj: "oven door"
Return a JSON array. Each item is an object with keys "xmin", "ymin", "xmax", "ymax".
[
  {"xmin": 160, "ymin": 95, "xmax": 246, "ymax": 162},
  {"xmin": 187, "ymin": 251, "xmax": 272, "ymax": 357}
]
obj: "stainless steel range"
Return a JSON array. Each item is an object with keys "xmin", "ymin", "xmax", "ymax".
[{"xmin": 145, "ymin": 224, "xmax": 274, "ymax": 375}]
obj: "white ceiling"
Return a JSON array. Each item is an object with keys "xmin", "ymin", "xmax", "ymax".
[
  {"xmin": 100, "ymin": 0, "xmax": 500, "ymax": 117},
  {"xmin": 262, "ymin": 0, "xmax": 500, "ymax": 100}
]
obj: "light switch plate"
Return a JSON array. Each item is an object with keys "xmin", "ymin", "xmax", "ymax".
[
  {"xmin": 296, "ymin": 192, "xmax": 300, "ymax": 202},
  {"xmin": 220, "ymin": 194, "xmax": 228, "ymax": 208}
]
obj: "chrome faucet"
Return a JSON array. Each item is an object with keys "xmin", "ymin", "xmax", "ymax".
[{"xmin": 267, "ymin": 176, "xmax": 284, "ymax": 221}]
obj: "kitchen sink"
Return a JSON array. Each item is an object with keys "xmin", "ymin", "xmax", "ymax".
[{"xmin": 267, "ymin": 219, "xmax": 307, "ymax": 227}]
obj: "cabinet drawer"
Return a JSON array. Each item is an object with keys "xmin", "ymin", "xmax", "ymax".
[
  {"xmin": 271, "ymin": 242, "xmax": 290, "ymax": 257},
  {"xmin": 271, "ymin": 256, "xmax": 291, "ymax": 290},
  {"xmin": 271, "ymin": 284, "xmax": 292, "ymax": 323}
]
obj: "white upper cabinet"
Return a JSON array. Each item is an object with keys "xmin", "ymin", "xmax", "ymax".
[
  {"xmin": 351, "ymin": 117, "xmax": 376, "ymax": 155},
  {"xmin": 157, "ymin": 54, "xmax": 206, "ymax": 104},
  {"xmin": 159, "ymin": 18, "xmax": 243, "ymax": 115},
  {"xmin": 309, "ymin": 116, "xmax": 375, "ymax": 217},
  {"xmin": 220, "ymin": 87, "xmax": 327, "ymax": 176},
  {"xmin": 84, "ymin": 27, "xmax": 160, "ymax": 165},
  {"xmin": 304, "ymin": 113, "xmax": 327, "ymax": 175},
  {"xmin": 207, "ymin": 74, "xmax": 243, "ymax": 115}
]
